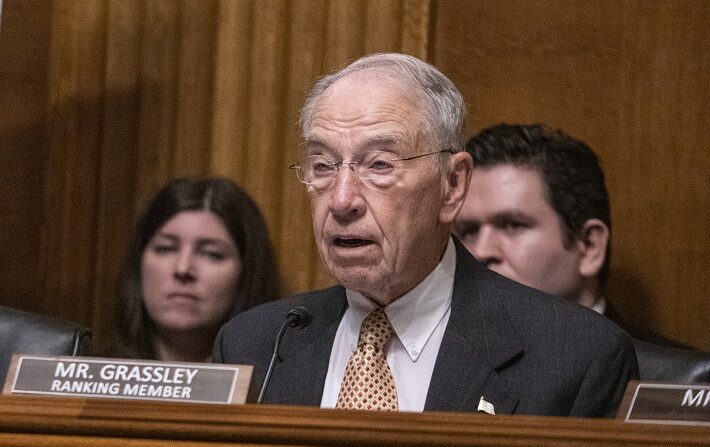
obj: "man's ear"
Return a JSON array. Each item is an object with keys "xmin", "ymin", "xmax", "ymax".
[
  {"xmin": 440, "ymin": 151, "xmax": 473, "ymax": 224},
  {"xmin": 576, "ymin": 218, "xmax": 610, "ymax": 279}
]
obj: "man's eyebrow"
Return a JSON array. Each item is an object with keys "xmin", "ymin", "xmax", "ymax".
[
  {"xmin": 362, "ymin": 134, "xmax": 405, "ymax": 148},
  {"xmin": 488, "ymin": 211, "xmax": 536, "ymax": 226},
  {"xmin": 303, "ymin": 138, "xmax": 327, "ymax": 150},
  {"xmin": 456, "ymin": 219, "xmax": 480, "ymax": 235}
]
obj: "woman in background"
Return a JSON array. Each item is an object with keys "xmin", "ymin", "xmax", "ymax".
[{"xmin": 112, "ymin": 177, "xmax": 280, "ymax": 362}]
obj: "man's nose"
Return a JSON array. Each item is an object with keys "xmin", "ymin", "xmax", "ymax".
[
  {"xmin": 328, "ymin": 166, "xmax": 365, "ymax": 219},
  {"xmin": 469, "ymin": 227, "xmax": 503, "ymax": 267}
]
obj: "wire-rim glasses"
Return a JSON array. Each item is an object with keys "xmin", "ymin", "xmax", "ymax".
[{"xmin": 289, "ymin": 149, "xmax": 453, "ymax": 191}]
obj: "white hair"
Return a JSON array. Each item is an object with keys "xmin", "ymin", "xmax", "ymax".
[{"xmin": 299, "ymin": 53, "xmax": 467, "ymax": 158}]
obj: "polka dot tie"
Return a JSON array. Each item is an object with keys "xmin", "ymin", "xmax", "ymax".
[{"xmin": 336, "ymin": 308, "xmax": 398, "ymax": 411}]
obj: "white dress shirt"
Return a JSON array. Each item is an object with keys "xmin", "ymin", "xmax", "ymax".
[
  {"xmin": 591, "ymin": 297, "xmax": 606, "ymax": 315},
  {"xmin": 320, "ymin": 238, "xmax": 456, "ymax": 412}
]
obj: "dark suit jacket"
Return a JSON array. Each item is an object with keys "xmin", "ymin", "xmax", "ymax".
[{"xmin": 214, "ymin": 240, "xmax": 638, "ymax": 417}]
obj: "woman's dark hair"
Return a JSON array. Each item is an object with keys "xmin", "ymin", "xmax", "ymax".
[{"xmin": 112, "ymin": 176, "xmax": 281, "ymax": 359}]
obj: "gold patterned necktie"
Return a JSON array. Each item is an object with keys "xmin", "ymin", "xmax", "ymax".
[{"xmin": 336, "ymin": 308, "xmax": 398, "ymax": 411}]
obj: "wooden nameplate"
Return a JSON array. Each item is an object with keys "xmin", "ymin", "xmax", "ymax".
[
  {"xmin": 618, "ymin": 380, "xmax": 710, "ymax": 426},
  {"xmin": 3, "ymin": 354, "xmax": 252, "ymax": 404}
]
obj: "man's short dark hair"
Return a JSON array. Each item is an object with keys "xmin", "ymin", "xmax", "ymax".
[{"xmin": 466, "ymin": 123, "xmax": 611, "ymax": 286}]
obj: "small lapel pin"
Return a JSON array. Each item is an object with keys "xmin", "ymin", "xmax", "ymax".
[{"xmin": 477, "ymin": 396, "xmax": 495, "ymax": 415}]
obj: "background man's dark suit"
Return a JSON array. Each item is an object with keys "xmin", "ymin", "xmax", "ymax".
[{"xmin": 214, "ymin": 241, "xmax": 638, "ymax": 417}]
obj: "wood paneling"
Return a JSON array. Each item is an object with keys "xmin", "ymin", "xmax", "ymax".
[
  {"xmin": 0, "ymin": 0, "xmax": 51, "ymax": 314},
  {"xmin": 92, "ymin": 0, "xmax": 143, "ymax": 342},
  {"xmin": 275, "ymin": 0, "xmax": 328, "ymax": 292},
  {"xmin": 4, "ymin": 0, "xmax": 704, "ymax": 351},
  {"xmin": 434, "ymin": 0, "xmax": 709, "ymax": 350},
  {"xmin": 40, "ymin": 1, "xmax": 106, "ymax": 325},
  {"xmin": 0, "ymin": 0, "xmax": 431, "ymax": 353}
]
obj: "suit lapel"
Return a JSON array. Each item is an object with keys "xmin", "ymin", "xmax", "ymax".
[
  {"xmin": 263, "ymin": 242, "xmax": 525, "ymax": 412},
  {"xmin": 265, "ymin": 287, "xmax": 348, "ymax": 406},
  {"xmin": 425, "ymin": 239, "xmax": 523, "ymax": 414}
]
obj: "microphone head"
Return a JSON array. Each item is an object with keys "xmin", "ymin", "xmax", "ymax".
[{"xmin": 286, "ymin": 307, "xmax": 312, "ymax": 330}]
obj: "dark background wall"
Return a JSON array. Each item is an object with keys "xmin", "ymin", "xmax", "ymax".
[{"xmin": 0, "ymin": 0, "xmax": 707, "ymax": 351}]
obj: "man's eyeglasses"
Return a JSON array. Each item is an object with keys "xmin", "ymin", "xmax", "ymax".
[{"xmin": 289, "ymin": 149, "xmax": 453, "ymax": 191}]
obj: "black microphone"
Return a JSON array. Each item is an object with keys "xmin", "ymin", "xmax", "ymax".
[{"xmin": 257, "ymin": 307, "xmax": 312, "ymax": 403}]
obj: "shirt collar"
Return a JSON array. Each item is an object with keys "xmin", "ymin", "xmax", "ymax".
[
  {"xmin": 345, "ymin": 237, "xmax": 456, "ymax": 361},
  {"xmin": 590, "ymin": 296, "xmax": 606, "ymax": 315}
]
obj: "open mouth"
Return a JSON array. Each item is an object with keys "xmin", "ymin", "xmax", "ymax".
[{"xmin": 333, "ymin": 238, "xmax": 373, "ymax": 248}]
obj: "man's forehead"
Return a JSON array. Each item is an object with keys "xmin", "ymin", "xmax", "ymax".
[
  {"xmin": 304, "ymin": 81, "xmax": 423, "ymax": 153},
  {"xmin": 470, "ymin": 165, "xmax": 551, "ymax": 211},
  {"xmin": 304, "ymin": 132, "xmax": 408, "ymax": 153},
  {"xmin": 474, "ymin": 164, "xmax": 545, "ymax": 191}
]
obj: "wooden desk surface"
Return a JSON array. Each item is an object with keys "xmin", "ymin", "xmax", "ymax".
[{"xmin": 0, "ymin": 394, "xmax": 707, "ymax": 446}]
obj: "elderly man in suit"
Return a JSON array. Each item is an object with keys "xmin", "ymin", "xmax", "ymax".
[{"xmin": 213, "ymin": 53, "xmax": 637, "ymax": 417}]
